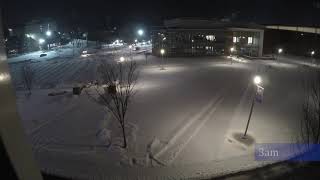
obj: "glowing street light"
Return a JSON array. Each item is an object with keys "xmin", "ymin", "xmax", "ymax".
[
  {"xmin": 243, "ymin": 75, "xmax": 263, "ymax": 138},
  {"xmin": 39, "ymin": 38, "xmax": 45, "ymax": 44},
  {"xmin": 310, "ymin": 50, "xmax": 316, "ymax": 65},
  {"xmin": 134, "ymin": 39, "xmax": 138, "ymax": 43},
  {"xmin": 138, "ymin": 29, "xmax": 144, "ymax": 36},
  {"xmin": 275, "ymin": 48, "xmax": 283, "ymax": 62},
  {"xmin": 46, "ymin": 30, "xmax": 52, "ymax": 36},
  {"xmin": 254, "ymin": 75, "xmax": 262, "ymax": 85},
  {"xmin": 311, "ymin": 50, "xmax": 315, "ymax": 56},
  {"xmin": 230, "ymin": 47, "xmax": 236, "ymax": 64},
  {"xmin": 160, "ymin": 49, "xmax": 165, "ymax": 55},
  {"xmin": 160, "ymin": 49, "xmax": 165, "ymax": 70},
  {"xmin": 129, "ymin": 45, "xmax": 133, "ymax": 60},
  {"xmin": 119, "ymin": 56, "xmax": 125, "ymax": 62}
]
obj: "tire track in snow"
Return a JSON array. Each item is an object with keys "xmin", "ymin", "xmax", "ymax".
[
  {"xmin": 29, "ymin": 104, "xmax": 78, "ymax": 154},
  {"xmin": 66, "ymin": 60, "xmax": 91, "ymax": 83},
  {"xmin": 153, "ymin": 89, "xmax": 226, "ymax": 164},
  {"xmin": 56, "ymin": 60, "xmax": 86, "ymax": 83},
  {"xmin": 34, "ymin": 61, "xmax": 60, "ymax": 81},
  {"xmin": 44, "ymin": 61, "xmax": 76, "ymax": 85},
  {"xmin": 36, "ymin": 61, "xmax": 70, "ymax": 84},
  {"xmin": 73, "ymin": 60, "xmax": 93, "ymax": 83},
  {"xmin": 166, "ymin": 97, "xmax": 224, "ymax": 165},
  {"xmin": 61, "ymin": 60, "xmax": 87, "ymax": 83}
]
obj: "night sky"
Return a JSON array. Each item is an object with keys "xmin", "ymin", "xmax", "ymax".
[{"xmin": 2, "ymin": 0, "xmax": 320, "ymax": 29}]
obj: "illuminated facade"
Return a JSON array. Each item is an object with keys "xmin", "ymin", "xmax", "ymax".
[{"xmin": 152, "ymin": 19, "xmax": 264, "ymax": 57}]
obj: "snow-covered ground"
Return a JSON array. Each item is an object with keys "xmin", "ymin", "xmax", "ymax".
[{"xmin": 8, "ymin": 49, "xmax": 312, "ymax": 179}]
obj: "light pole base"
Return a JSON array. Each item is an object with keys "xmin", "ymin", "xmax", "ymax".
[{"xmin": 241, "ymin": 135, "xmax": 247, "ymax": 139}]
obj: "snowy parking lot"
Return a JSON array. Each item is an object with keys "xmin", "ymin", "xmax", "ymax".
[{"xmin": 8, "ymin": 47, "xmax": 311, "ymax": 179}]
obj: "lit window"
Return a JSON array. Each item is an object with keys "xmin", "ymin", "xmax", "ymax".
[
  {"xmin": 248, "ymin": 37, "xmax": 253, "ymax": 44},
  {"xmin": 233, "ymin": 37, "xmax": 237, "ymax": 43},
  {"xmin": 206, "ymin": 35, "xmax": 215, "ymax": 41}
]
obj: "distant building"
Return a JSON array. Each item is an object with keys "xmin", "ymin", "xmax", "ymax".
[
  {"xmin": 23, "ymin": 19, "xmax": 59, "ymax": 50},
  {"xmin": 264, "ymin": 25, "xmax": 320, "ymax": 58},
  {"xmin": 24, "ymin": 19, "xmax": 57, "ymax": 36},
  {"xmin": 152, "ymin": 18, "xmax": 264, "ymax": 57}
]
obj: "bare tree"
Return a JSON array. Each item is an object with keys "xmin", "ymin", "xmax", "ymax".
[
  {"xmin": 87, "ymin": 60, "xmax": 138, "ymax": 148},
  {"xmin": 21, "ymin": 62, "xmax": 34, "ymax": 96},
  {"xmin": 300, "ymin": 70, "xmax": 320, "ymax": 146}
]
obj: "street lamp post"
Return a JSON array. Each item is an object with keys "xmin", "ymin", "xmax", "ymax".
[
  {"xmin": 311, "ymin": 50, "xmax": 315, "ymax": 65},
  {"xmin": 46, "ymin": 30, "xmax": 52, "ymax": 50},
  {"xmin": 83, "ymin": 33, "xmax": 88, "ymax": 47},
  {"xmin": 243, "ymin": 75, "xmax": 262, "ymax": 138},
  {"xmin": 230, "ymin": 47, "xmax": 235, "ymax": 64},
  {"xmin": 277, "ymin": 48, "xmax": 283, "ymax": 62},
  {"xmin": 160, "ymin": 48, "xmax": 165, "ymax": 70},
  {"xmin": 129, "ymin": 45, "xmax": 133, "ymax": 60},
  {"xmin": 38, "ymin": 38, "xmax": 45, "ymax": 50}
]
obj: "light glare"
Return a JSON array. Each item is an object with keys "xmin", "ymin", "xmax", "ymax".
[
  {"xmin": 254, "ymin": 76, "xmax": 262, "ymax": 85},
  {"xmin": 311, "ymin": 51, "xmax": 315, "ymax": 55},
  {"xmin": 46, "ymin": 30, "xmax": 52, "ymax": 36},
  {"xmin": 39, "ymin": 38, "xmax": 45, "ymax": 44},
  {"xmin": 138, "ymin": 29, "xmax": 144, "ymax": 36},
  {"xmin": 160, "ymin": 49, "xmax": 165, "ymax": 55}
]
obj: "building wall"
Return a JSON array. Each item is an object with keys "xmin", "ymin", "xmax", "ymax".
[
  {"xmin": 152, "ymin": 29, "xmax": 227, "ymax": 56},
  {"xmin": 263, "ymin": 29, "xmax": 320, "ymax": 58},
  {"xmin": 152, "ymin": 28, "xmax": 264, "ymax": 57},
  {"xmin": 25, "ymin": 20, "xmax": 57, "ymax": 35},
  {"xmin": 229, "ymin": 28, "xmax": 264, "ymax": 57}
]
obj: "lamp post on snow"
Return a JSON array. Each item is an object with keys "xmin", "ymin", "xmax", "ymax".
[
  {"xmin": 129, "ymin": 45, "xmax": 133, "ymax": 60},
  {"xmin": 160, "ymin": 48, "xmax": 165, "ymax": 70},
  {"xmin": 230, "ymin": 47, "xmax": 235, "ymax": 64},
  {"xmin": 243, "ymin": 75, "xmax": 263, "ymax": 138},
  {"xmin": 38, "ymin": 38, "xmax": 45, "ymax": 50},
  {"xmin": 311, "ymin": 50, "xmax": 316, "ymax": 65},
  {"xmin": 276, "ymin": 48, "xmax": 283, "ymax": 62}
]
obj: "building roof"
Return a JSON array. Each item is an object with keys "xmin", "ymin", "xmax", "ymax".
[{"xmin": 163, "ymin": 18, "xmax": 264, "ymax": 30}]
